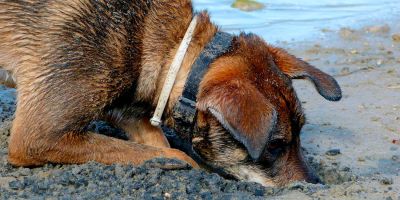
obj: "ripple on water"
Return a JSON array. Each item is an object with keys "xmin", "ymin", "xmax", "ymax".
[{"xmin": 193, "ymin": 0, "xmax": 400, "ymax": 42}]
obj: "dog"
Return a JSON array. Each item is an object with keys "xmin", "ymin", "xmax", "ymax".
[{"xmin": 0, "ymin": 0, "xmax": 341, "ymax": 187}]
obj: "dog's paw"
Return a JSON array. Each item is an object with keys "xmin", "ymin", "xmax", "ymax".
[{"xmin": 143, "ymin": 158, "xmax": 193, "ymax": 170}]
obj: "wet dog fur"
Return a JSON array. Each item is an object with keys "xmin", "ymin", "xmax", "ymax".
[{"xmin": 0, "ymin": 0, "xmax": 341, "ymax": 186}]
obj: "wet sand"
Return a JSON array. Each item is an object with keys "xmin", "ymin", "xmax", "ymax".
[{"xmin": 0, "ymin": 20, "xmax": 399, "ymax": 199}]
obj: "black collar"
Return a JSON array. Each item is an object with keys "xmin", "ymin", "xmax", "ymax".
[
  {"xmin": 170, "ymin": 31, "xmax": 234, "ymax": 140},
  {"xmin": 163, "ymin": 32, "xmax": 234, "ymax": 176}
]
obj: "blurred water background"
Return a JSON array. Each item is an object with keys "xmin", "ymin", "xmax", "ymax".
[{"xmin": 192, "ymin": 0, "xmax": 400, "ymax": 43}]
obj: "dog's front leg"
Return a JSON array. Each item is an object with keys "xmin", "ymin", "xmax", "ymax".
[
  {"xmin": 9, "ymin": 125, "xmax": 198, "ymax": 167},
  {"xmin": 7, "ymin": 82, "xmax": 198, "ymax": 168},
  {"xmin": 8, "ymin": 129, "xmax": 180, "ymax": 165},
  {"xmin": 120, "ymin": 118, "xmax": 170, "ymax": 149},
  {"xmin": 117, "ymin": 119, "xmax": 202, "ymax": 169}
]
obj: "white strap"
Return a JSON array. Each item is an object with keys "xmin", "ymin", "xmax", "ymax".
[{"xmin": 150, "ymin": 16, "xmax": 198, "ymax": 127}]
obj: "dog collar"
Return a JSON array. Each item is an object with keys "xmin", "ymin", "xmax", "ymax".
[
  {"xmin": 150, "ymin": 16, "xmax": 199, "ymax": 127},
  {"xmin": 163, "ymin": 31, "xmax": 234, "ymax": 176},
  {"xmin": 172, "ymin": 31, "xmax": 234, "ymax": 140},
  {"xmin": 165, "ymin": 30, "xmax": 234, "ymax": 177}
]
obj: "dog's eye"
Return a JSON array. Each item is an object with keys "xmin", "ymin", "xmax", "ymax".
[
  {"xmin": 268, "ymin": 139, "xmax": 286, "ymax": 149},
  {"xmin": 267, "ymin": 139, "xmax": 287, "ymax": 155}
]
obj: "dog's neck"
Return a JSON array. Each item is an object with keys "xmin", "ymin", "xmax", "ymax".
[{"xmin": 136, "ymin": 4, "xmax": 218, "ymax": 122}]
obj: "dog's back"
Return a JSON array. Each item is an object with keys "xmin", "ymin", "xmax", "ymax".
[
  {"xmin": 0, "ymin": 0, "xmax": 34, "ymax": 74},
  {"xmin": 0, "ymin": 1, "xmax": 41, "ymax": 86},
  {"xmin": 0, "ymin": 0, "xmax": 152, "ymax": 84},
  {"xmin": 1, "ymin": 0, "xmax": 167, "ymax": 166}
]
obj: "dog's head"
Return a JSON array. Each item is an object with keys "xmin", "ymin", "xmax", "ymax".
[{"xmin": 191, "ymin": 34, "xmax": 341, "ymax": 187}]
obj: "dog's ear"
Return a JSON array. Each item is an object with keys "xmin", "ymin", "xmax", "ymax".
[
  {"xmin": 197, "ymin": 79, "xmax": 277, "ymax": 160},
  {"xmin": 267, "ymin": 46, "xmax": 342, "ymax": 101}
]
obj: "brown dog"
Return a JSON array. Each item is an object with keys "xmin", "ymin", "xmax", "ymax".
[{"xmin": 0, "ymin": 0, "xmax": 341, "ymax": 186}]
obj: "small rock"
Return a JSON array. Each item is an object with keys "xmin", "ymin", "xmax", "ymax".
[
  {"xmin": 365, "ymin": 24, "xmax": 390, "ymax": 34},
  {"xmin": 326, "ymin": 149, "xmax": 341, "ymax": 156},
  {"xmin": 350, "ymin": 50, "xmax": 358, "ymax": 54},
  {"xmin": 380, "ymin": 177, "xmax": 393, "ymax": 185},
  {"xmin": 377, "ymin": 59, "xmax": 383, "ymax": 66},
  {"xmin": 341, "ymin": 167, "xmax": 351, "ymax": 172},
  {"xmin": 232, "ymin": 0, "xmax": 265, "ymax": 12},
  {"xmin": 321, "ymin": 28, "xmax": 333, "ymax": 33},
  {"xmin": 164, "ymin": 192, "xmax": 172, "ymax": 199},
  {"xmin": 340, "ymin": 67, "xmax": 350, "ymax": 75},
  {"xmin": 18, "ymin": 168, "xmax": 31, "ymax": 176},
  {"xmin": 391, "ymin": 155, "xmax": 399, "ymax": 161},
  {"xmin": 264, "ymin": 187, "xmax": 276, "ymax": 195},
  {"xmin": 322, "ymin": 122, "xmax": 332, "ymax": 126},
  {"xmin": 392, "ymin": 34, "xmax": 400, "ymax": 42},
  {"xmin": 371, "ymin": 117, "xmax": 380, "ymax": 122},
  {"xmin": 71, "ymin": 166, "xmax": 82, "ymax": 175},
  {"xmin": 339, "ymin": 28, "xmax": 358, "ymax": 40}
]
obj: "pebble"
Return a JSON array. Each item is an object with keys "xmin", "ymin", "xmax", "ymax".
[
  {"xmin": 350, "ymin": 50, "xmax": 358, "ymax": 54},
  {"xmin": 371, "ymin": 117, "xmax": 380, "ymax": 122},
  {"xmin": 341, "ymin": 167, "xmax": 351, "ymax": 172},
  {"xmin": 339, "ymin": 28, "xmax": 358, "ymax": 40},
  {"xmin": 380, "ymin": 177, "xmax": 394, "ymax": 185},
  {"xmin": 340, "ymin": 67, "xmax": 351, "ymax": 75},
  {"xmin": 164, "ymin": 192, "xmax": 171, "ymax": 198},
  {"xmin": 321, "ymin": 28, "xmax": 333, "ymax": 33},
  {"xmin": 365, "ymin": 24, "xmax": 390, "ymax": 34},
  {"xmin": 231, "ymin": 0, "xmax": 265, "ymax": 12},
  {"xmin": 326, "ymin": 149, "xmax": 341, "ymax": 156},
  {"xmin": 391, "ymin": 155, "xmax": 399, "ymax": 161},
  {"xmin": 377, "ymin": 59, "xmax": 383, "ymax": 66},
  {"xmin": 392, "ymin": 34, "xmax": 400, "ymax": 42}
]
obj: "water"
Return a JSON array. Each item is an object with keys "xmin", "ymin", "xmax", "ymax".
[{"xmin": 193, "ymin": 0, "xmax": 400, "ymax": 42}]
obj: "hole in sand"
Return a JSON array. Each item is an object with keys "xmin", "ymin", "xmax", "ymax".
[{"xmin": 307, "ymin": 156, "xmax": 358, "ymax": 185}]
